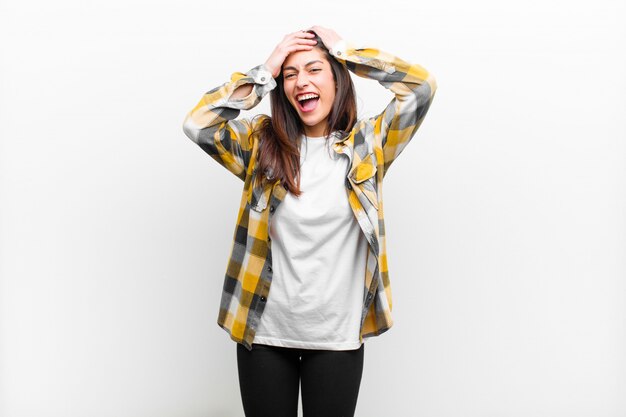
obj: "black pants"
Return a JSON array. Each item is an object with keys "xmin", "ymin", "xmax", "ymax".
[{"xmin": 236, "ymin": 342, "xmax": 365, "ymax": 417}]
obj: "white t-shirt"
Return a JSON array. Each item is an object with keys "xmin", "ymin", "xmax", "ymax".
[{"xmin": 254, "ymin": 134, "xmax": 367, "ymax": 350}]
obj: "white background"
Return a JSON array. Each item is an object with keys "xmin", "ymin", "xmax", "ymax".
[{"xmin": 1, "ymin": 0, "xmax": 625, "ymax": 416}]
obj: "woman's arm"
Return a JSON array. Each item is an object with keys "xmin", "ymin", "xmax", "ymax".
[
  {"xmin": 182, "ymin": 66, "xmax": 275, "ymax": 181},
  {"xmin": 312, "ymin": 26, "xmax": 438, "ymax": 177},
  {"xmin": 182, "ymin": 31, "xmax": 317, "ymax": 181}
]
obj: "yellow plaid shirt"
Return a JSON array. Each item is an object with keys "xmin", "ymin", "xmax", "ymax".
[{"xmin": 183, "ymin": 41, "xmax": 437, "ymax": 350}]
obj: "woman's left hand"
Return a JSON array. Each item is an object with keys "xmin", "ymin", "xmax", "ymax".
[{"xmin": 307, "ymin": 25, "xmax": 343, "ymax": 51}]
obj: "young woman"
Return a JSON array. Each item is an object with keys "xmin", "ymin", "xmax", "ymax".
[{"xmin": 183, "ymin": 25, "xmax": 437, "ymax": 417}]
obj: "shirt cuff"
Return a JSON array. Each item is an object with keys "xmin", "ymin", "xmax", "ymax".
[
  {"xmin": 253, "ymin": 65, "xmax": 274, "ymax": 85},
  {"xmin": 244, "ymin": 64, "xmax": 277, "ymax": 92},
  {"xmin": 330, "ymin": 39, "xmax": 348, "ymax": 58}
]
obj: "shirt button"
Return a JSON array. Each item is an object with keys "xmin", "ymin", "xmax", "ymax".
[
  {"xmin": 260, "ymin": 296, "xmax": 267, "ymax": 302},
  {"xmin": 267, "ymin": 265, "xmax": 272, "ymax": 273},
  {"xmin": 337, "ymin": 51, "xmax": 342, "ymax": 56},
  {"xmin": 260, "ymin": 76, "xmax": 266, "ymax": 82}
]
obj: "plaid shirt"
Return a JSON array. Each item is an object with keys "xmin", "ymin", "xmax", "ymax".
[{"xmin": 183, "ymin": 41, "xmax": 437, "ymax": 350}]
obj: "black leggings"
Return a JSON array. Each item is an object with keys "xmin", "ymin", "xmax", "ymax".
[{"xmin": 236, "ymin": 342, "xmax": 365, "ymax": 417}]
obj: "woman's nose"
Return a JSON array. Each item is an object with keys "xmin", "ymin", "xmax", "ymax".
[{"xmin": 296, "ymin": 73, "xmax": 309, "ymax": 88}]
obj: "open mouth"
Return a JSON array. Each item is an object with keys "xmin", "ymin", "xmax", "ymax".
[{"xmin": 296, "ymin": 93, "xmax": 320, "ymax": 113}]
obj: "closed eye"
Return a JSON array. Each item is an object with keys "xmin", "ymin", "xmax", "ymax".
[{"xmin": 283, "ymin": 68, "xmax": 321, "ymax": 79}]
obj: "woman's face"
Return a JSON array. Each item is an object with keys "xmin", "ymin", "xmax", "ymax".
[{"xmin": 282, "ymin": 47, "xmax": 336, "ymax": 137}]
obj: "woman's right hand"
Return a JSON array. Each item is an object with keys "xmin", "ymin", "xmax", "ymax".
[{"xmin": 264, "ymin": 31, "xmax": 317, "ymax": 79}]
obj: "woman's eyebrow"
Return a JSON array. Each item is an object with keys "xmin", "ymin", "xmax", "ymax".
[{"xmin": 283, "ymin": 60, "xmax": 324, "ymax": 72}]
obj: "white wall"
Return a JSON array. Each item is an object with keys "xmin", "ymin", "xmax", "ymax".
[{"xmin": 1, "ymin": 0, "xmax": 624, "ymax": 416}]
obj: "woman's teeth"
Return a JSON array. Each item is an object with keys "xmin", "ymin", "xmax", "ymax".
[{"xmin": 297, "ymin": 93, "xmax": 319, "ymax": 101}]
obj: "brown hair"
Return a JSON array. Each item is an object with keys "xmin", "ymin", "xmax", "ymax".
[{"xmin": 252, "ymin": 31, "xmax": 357, "ymax": 197}]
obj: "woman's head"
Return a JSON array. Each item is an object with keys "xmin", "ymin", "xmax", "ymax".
[
  {"xmin": 255, "ymin": 31, "xmax": 357, "ymax": 196},
  {"xmin": 270, "ymin": 31, "xmax": 356, "ymax": 138}
]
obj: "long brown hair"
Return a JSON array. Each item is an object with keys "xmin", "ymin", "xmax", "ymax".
[{"xmin": 252, "ymin": 31, "xmax": 357, "ymax": 197}]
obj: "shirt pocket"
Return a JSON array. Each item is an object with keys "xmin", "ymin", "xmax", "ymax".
[
  {"xmin": 348, "ymin": 152, "xmax": 379, "ymax": 210},
  {"xmin": 247, "ymin": 179, "xmax": 274, "ymax": 212}
]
